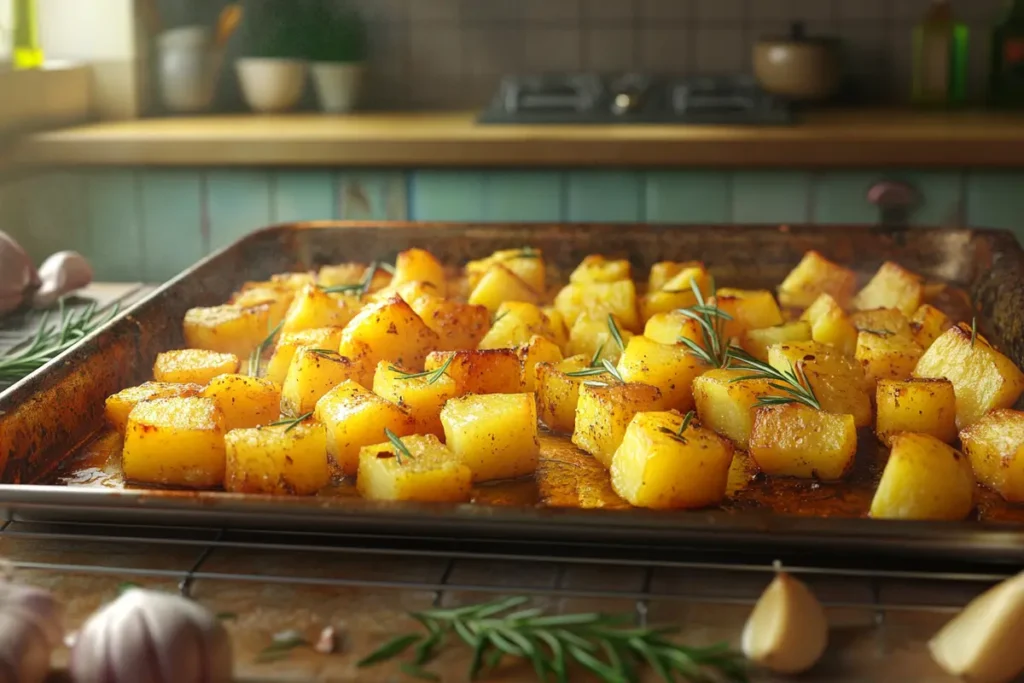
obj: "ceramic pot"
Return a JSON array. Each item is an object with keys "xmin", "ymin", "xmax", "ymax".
[
  {"xmin": 753, "ymin": 22, "xmax": 841, "ymax": 101},
  {"xmin": 236, "ymin": 57, "xmax": 307, "ymax": 113},
  {"xmin": 157, "ymin": 26, "xmax": 219, "ymax": 113},
  {"xmin": 311, "ymin": 62, "xmax": 364, "ymax": 113}
]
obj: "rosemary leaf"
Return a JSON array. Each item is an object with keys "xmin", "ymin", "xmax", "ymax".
[
  {"xmin": 269, "ymin": 411, "xmax": 313, "ymax": 432},
  {"xmin": 248, "ymin": 319, "xmax": 284, "ymax": 378},
  {"xmin": 607, "ymin": 314, "xmax": 626, "ymax": 353},
  {"xmin": 673, "ymin": 277, "xmax": 732, "ymax": 369},
  {"xmin": 859, "ymin": 328, "xmax": 895, "ymax": 337},
  {"xmin": 492, "ymin": 310, "xmax": 509, "ymax": 325},
  {"xmin": 971, "ymin": 316, "xmax": 978, "ymax": 348},
  {"xmin": 589, "ymin": 340, "xmax": 606, "ymax": 367},
  {"xmin": 321, "ymin": 260, "xmax": 393, "ymax": 297},
  {"xmin": 678, "ymin": 409, "xmax": 695, "ymax": 436},
  {"xmin": 357, "ymin": 634, "xmax": 422, "ymax": 667},
  {"xmin": 385, "ymin": 427, "xmax": 414, "ymax": 464},
  {"xmin": 728, "ymin": 348, "xmax": 821, "ymax": 411},
  {"xmin": 389, "ymin": 354, "xmax": 453, "ymax": 385}
]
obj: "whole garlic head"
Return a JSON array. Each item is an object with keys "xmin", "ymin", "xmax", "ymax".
[
  {"xmin": 0, "ymin": 231, "xmax": 39, "ymax": 315},
  {"xmin": 0, "ymin": 580, "xmax": 65, "ymax": 683},
  {"xmin": 742, "ymin": 570, "xmax": 828, "ymax": 675},
  {"xmin": 70, "ymin": 589, "xmax": 232, "ymax": 683},
  {"xmin": 929, "ymin": 570, "xmax": 1024, "ymax": 683}
]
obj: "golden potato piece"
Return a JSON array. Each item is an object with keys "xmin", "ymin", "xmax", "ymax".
[
  {"xmin": 712, "ymin": 289, "xmax": 784, "ymax": 340},
  {"xmin": 801, "ymin": 294, "xmax": 857, "ymax": 355},
  {"xmin": 518, "ymin": 335, "xmax": 563, "ymax": 392},
  {"xmin": 536, "ymin": 437, "xmax": 630, "ymax": 509},
  {"xmin": 850, "ymin": 307, "xmax": 912, "ymax": 339},
  {"xmin": 569, "ymin": 255, "xmax": 632, "ymax": 284},
  {"xmin": 875, "ymin": 378, "xmax": 957, "ymax": 446},
  {"xmin": 567, "ymin": 312, "xmax": 634, "ymax": 365},
  {"xmin": 410, "ymin": 297, "xmax": 490, "ymax": 352},
  {"xmin": 153, "ymin": 349, "xmax": 239, "ymax": 385},
  {"xmin": 571, "ymin": 382, "xmax": 665, "ymax": 468},
  {"xmin": 553, "ymin": 280, "xmax": 640, "ymax": 332},
  {"xmin": 611, "ymin": 411, "xmax": 734, "ymax": 509},
  {"xmin": 122, "ymin": 397, "xmax": 226, "ymax": 488},
  {"xmin": 855, "ymin": 331, "xmax": 924, "ymax": 385},
  {"xmin": 852, "ymin": 261, "xmax": 923, "ymax": 316},
  {"xmin": 280, "ymin": 347, "xmax": 371, "ymax": 417},
  {"xmin": 468, "ymin": 264, "xmax": 541, "ymax": 313},
  {"xmin": 104, "ymin": 381, "xmax": 202, "ymax": 434},
  {"xmin": 542, "ymin": 306, "xmax": 570, "ymax": 351},
  {"xmin": 391, "ymin": 248, "xmax": 447, "ymax": 296},
  {"xmin": 768, "ymin": 342, "xmax": 873, "ymax": 428},
  {"xmin": 280, "ymin": 284, "xmax": 360, "ymax": 335},
  {"xmin": 648, "ymin": 261, "xmax": 701, "ymax": 293},
  {"xmin": 909, "ymin": 303, "xmax": 953, "ymax": 350},
  {"xmin": 616, "ymin": 335, "xmax": 705, "ymax": 412},
  {"xmin": 424, "ymin": 349, "xmax": 523, "ymax": 395},
  {"xmin": 339, "ymin": 295, "xmax": 440, "ymax": 372},
  {"xmin": 869, "ymin": 433, "xmax": 975, "ymax": 521},
  {"xmin": 224, "ymin": 421, "xmax": 329, "ymax": 495},
  {"xmin": 317, "ymin": 262, "xmax": 391, "ymax": 292},
  {"xmin": 643, "ymin": 310, "xmax": 704, "ymax": 347},
  {"xmin": 777, "ymin": 250, "xmax": 857, "ymax": 309},
  {"xmin": 357, "ymin": 434, "xmax": 472, "ymax": 503},
  {"xmin": 693, "ymin": 369, "xmax": 785, "ymax": 450},
  {"xmin": 466, "ymin": 248, "xmax": 546, "ymax": 293},
  {"xmin": 372, "ymin": 361, "xmax": 456, "ymax": 437},
  {"xmin": 535, "ymin": 355, "xmax": 592, "ymax": 433},
  {"xmin": 478, "ymin": 302, "xmax": 553, "ymax": 350},
  {"xmin": 961, "ymin": 409, "xmax": 1024, "ymax": 503},
  {"xmin": 749, "ymin": 404, "xmax": 857, "ymax": 481},
  {"xmin": 441, "ymin": 393, "xmax": 540, "ymax": 482},
  {"xmin": 183, "ymin": 304, "xmax": 273, "ymax": 359},
  {"xmin": 201, "ymin": 373, "xmax": 281, "ymax": 431},
  {"xmin": 740, "ymin": 321, "xmax": 812, "ymax": 363},
  {"xmin": 264, "ymin": 326, "xmax": 345, "ymax": 385}
]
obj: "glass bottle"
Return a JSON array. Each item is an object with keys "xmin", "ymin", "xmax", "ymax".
[
  {"xmin": 990, "ymin": 0, "xmax": 1024, "ymax": 106},
  {"xmin": 911, "ymin": 0, "xmax": 969, "ymax": 106},
  {"xmin": 12, "ymin": 0, "xmax": 43, "ymax": 69}
]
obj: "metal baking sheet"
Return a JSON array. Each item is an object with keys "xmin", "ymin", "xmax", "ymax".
[{"xmin": 2, "ymin": 221, "xmax": 1024, "ymax": 563}]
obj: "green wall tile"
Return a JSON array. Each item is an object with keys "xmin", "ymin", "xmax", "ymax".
[
  {"xmin": 813, "ymin": 172, "xmax": 880, "ymax": 225},
  {"xmin": 967, "ymin": 172, "xmax": 1024, "ymax": 240},
  {"xmin": 139, "ymin": 170, "xmax": 204, "ymax": 282},
  {"xmin": 339, "ymin": 171, "xmax": 409, "ymax": 221},
  {"xmin": 206, "ymin": 170, "xmax": 273, "ymax": 252},
  {"xmin": 410, "ymin": 171, "xmax": 484, "ymax": 221},
  {"xmin": 273, "ymin": 171, "xmax": 337, "ymax": 223},
  {"xmin": 732, "ymin": 171, "xmax": 811, "ymax": 224},
  {"xmin": 482, "ymin": 171, "xmax": 564, "ymax": 222},
  {"xmin": 644, "ymin": 171, "xmax": 730, "ymax": 224},
  {"xmin": 566, "ymin": 171, "xmax": 643, "ymax": 222},
  {"xmin": 85, "ymin": 170, "xmax": 143, "ymax": 281},
  {"xmin": 896, "ymin": 171, "xmax": 963, "ymax": 226}
]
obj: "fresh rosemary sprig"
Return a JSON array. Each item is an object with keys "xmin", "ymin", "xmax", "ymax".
[
  {"xmin": 728, "ymin": 348, "xmax": 821, "ymax": 410},
  {"xmin": 248, "ymin": 319, "xmax": 283, "ymax": 377},
  {"xmin": 309, "ymin": 348, "xmax": 341, "ymax": 358},
  {"xmin": 385, "ymin": 427, "xmax": 414, "ymax": 464},
  {"xmin": 492, "ymin": 310, "xmax": 509, "ymax": 325},
  {"xmin": 589, "ymin": 341, "xmax": 606, "ymax": 367},
  {"xmin": 356, "ymin": 595, "xmax": 748, "ymax": 683},
  {"xmin": 659, "ymin": 410, "xmax": 696, "ymax": 444},
  {"xmin": 321, "ymin": 260, "xmax": 393, "ymax": 297},
  {"xmin": 269, "ymin": 411, "xmax": 313, "ymax": 432},
  {"xmin": 566, "ymin": 359, "xmax": 624, "ymax": 386},
  {"xmin": 607, "ymin": 314, "xmax": 626, "ymax": 353},
  {"xmin": 387, "ymin": 354, "xmax": 454, "ymax": 385},
  {"xmin": 0, "ymin": 299, "xmax": 120, "ymax": 384},
  {"xmin": 971, "ymin": 316, "xmax": 978, "ymax": 348},
  {"xmin": 675, "ymin": 277, "xmax": 732, "ymax": 369},
  {"xmin": 860, "ymin": 328, "xmax": 894, "ymax": 337}
]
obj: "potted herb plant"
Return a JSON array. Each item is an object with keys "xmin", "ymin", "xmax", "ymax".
[
  {"xmin": 234, "ymin": 0, "xmax": 308, "ymax": 113},
  {"xmin": 307, "ymin": 2, "xmax": 367, "ymax": 113}
]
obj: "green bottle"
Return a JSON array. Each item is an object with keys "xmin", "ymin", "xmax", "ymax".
[
  {"xmin": 990, "ymin": 0, "xmax": 1024, "ymax": 106},
  {"xmin": 911, "ymin": 0, "xmax": 969, "ymax": 106}
]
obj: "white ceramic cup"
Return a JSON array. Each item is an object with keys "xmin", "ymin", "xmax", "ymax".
[
  {"xmin": 158, "ymin": 26, "xmax": 218, "ymax": 113},
  {"xmin": 236, "ymin": 58, "xmax": 308, "ymax": 113},
  {"xmin": 311, "ymin": 62, "xmax": 364, "ymax": 113}
]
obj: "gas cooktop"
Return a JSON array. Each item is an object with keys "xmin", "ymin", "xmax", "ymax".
[{"xmin": 477, "ymin": 73, "xmax": 793, "ymax": 125}]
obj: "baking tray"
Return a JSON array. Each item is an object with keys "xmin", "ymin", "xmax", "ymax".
[{"xmin": 3, "ymin": 221, "xmax": 1024, "ymax": 563}]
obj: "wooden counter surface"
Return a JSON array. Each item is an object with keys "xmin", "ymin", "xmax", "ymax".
[{"xmin": 10, "ymin": 109, "xmax": 1024, "ymax": 169}]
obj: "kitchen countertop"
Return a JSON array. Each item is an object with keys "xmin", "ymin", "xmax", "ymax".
[{"xmin": 9, "ymin": 109, "xmax": 1024, "ymax": 169}]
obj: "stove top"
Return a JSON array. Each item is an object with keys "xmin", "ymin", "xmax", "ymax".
[{"xmin": 477, "ymin": 73, "xmax": 793, "ymax": 125}]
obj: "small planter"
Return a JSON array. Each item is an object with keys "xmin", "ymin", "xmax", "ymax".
[
  {"xmin": 236, "ymin": 57, "xmax": 307, "ymax": 113},
  {"xmin": 311, "ymin": 62, "xmax": 364, "ymax": 113}
]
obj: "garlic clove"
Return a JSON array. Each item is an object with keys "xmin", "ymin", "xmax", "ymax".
[
  {"xmin": 0, "ymin": 582, "xmax": 65, "ymax": 648},
  {"xmin": 0, "ymin": 613, "xmax": 51, "ymax": 683},
  {"xmin": 742, "ymin": 570, "xmax": 828, "ymax": 674},
  {"xmin": 929, "ymin": 570, "xmax": 1024, "ymax": 683},
  {"xmin": 32, "ymin": 251, "xmax": 93, "ymax": 309}
]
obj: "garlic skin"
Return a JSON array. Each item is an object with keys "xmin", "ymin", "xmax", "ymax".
[
  {"xmin": 0, "ymin": 231, "xmax": 39, "ymax": 315},
  {"xmin": 929, "ymin": 570, "xmax": 1024, "ymax": 683},
  {"xmin": 0, "ymin": 581, "xmax": 65, "ymax": 683},
  {"xmin": 70, "ymin": 589, "xmax": 233, "ymax": 683},
  {"xmin": 32, "ymin": 251, "xmax": 93, "ymax": 309},
  {"xmin": 742, "ymin": 571, "xmax": 828, "ymax": 674}
]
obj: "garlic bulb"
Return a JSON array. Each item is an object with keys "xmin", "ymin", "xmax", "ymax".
[
  {"xmin": 70, "ymin": 588, "xmax": 232, "ymax": 683},
  {"xmin": 0, "ymin": 580, "xmax": 65, "ymax": 683},
  {"xmin": 32, "ymin": 251, "xmax": 93, "ymax": 309},
  {"xmin": 0, "ymin": 231, "xmax": 39, "ymax": 315},
  {"xmin": 929, "ymin": 570, "xmax": 1024, "ymax": 683},
  {"xmin": 742, "ymin": 570, "xmax": 828, "ymax": 674}
]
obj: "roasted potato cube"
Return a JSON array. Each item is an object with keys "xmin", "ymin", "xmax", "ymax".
[
  {"xmin": 478, "ymin": 302, "xmax": 552, "ymax": 350},
  {"xmin": 357, "ymin": 434, "xmax": 472, "ymax": 503},
  {"xmin": 910, "ymin": 303, "xmax": 953, "ymax": 350},
  {"xmin": 960, "ymin": 409, "xmax": 1024, "ymax": 502},
  {"xmin": 856, "ymin": 331, "xmax": 924, "ymax": 385},
  {"xmin": 104, "ymin": 381, "xmax": 202, "ymax": 434},
  {"xmin": 640, "ymin": 290, "xmax": 702, "ymax": 324},
  {"xmin": 537, "ymin": 441, "xmax": 630, "ymax": 509},
  {"xmin": 693, "ymin": 369, "xmax": 785, "ymax": 450},
  {"xmin": 229, "ymin": 286, "xmax": 294, "ymax": 327},
  {"xmin": 914, "ymin": 323, "xmax": 1024, "ymax": 428},
  {"xmin": 567, "ymin": 312, "xmax": 634, "ymax": 364},
  {"xmin": 518, "ymin": 335, "xmax": 563, "ymax": 392},
  {"xmin": 869, "ymin": 433, "xmax": 975, "ymax": 521},
  {"xmin": 317, "ymin": 262, "xmax": 392, "ymax": 293},
  {"xmin": 425, "ymin": 349, "xmax": 523, "ymax": 395},
  {"xmin": 466, "ymin": 248, "xmax": 546, "ymax": 293},
  {"xmin": 740, "ymin": 321, "xmax": 812, "ymax": 363},
  {"xmin": 643, "ymin": 311, "xmax": 704, "ymax": 347},
  {"xmin": 224, "ymin": 421, "xmax": 329, "ymax": 495},
  {"xmin": 265, "ymin": 326, "xmax": 345, "ymax": 385},
  {"xmin": 409, "ymin": 297, "xmax": 490, "ymax": 352},
  {"xmin": 648, "ymin": 261, "xmax": 698, "ymax": 292},
  {"xmin": 535, "ymin": 355, "xmax": 591, "ymax": 433},
  {"xmin": 441, "ymin": 393, "xmax": 540, "ymax": 481},
  {"xmin": 122, "ymin": 397, "xmax": 226, "ymax": 488},
  {"xmin": 641, "ymin": 264, "xmax": 714, "ymax": 321},
  {"xmin": 153, "ymin": 349, "xmax": 239, "ymax": 385},
  {"xmin": 617, "ymin": 335, "xmax": 705, "ymax": 412},
  {"xmin": 280, "ymin": 347, "xmax": 371, "ymax": 417},
  {"xmin": 315, "ymin": 379, "xmax": 416, "ymax": 476},
  {"xmin": 270, "ymin": 271, "xmax": 317, "ymax": 290},
  {"xmin": 661, "ymin": 262, "xmax": 713, "ymax": 295},
  {"xmin": 280, "ymin": 284, "xmax": 360, "ymax": 335},
  {"xmin": 711, "ymin": 289, "xmax": 784, "ymax": 340},
  {"xmin": 201, "ymin": 374, "xmax": 282, "ymax": 431},
  {"xmin": 852, "ymin": 261, "xmax": 923, "ymax": 316},
  {"xmin": 468, "ymin": 264, "xmax": 541, "ymax": 313},
  {"xmin": 372, "ymin": 362, "xmax": 456, "ymax": 437},
  {"xmin": 875, "ymin": 378, "xmax": 957, "ymax": 446},
  {"xmin": 391, "ymin": 248, "xmax": 446, "ymax": 295},
  {"xmin": 339, "ymin": 295, "xmax": 440, "ymax": 371},
  {"xmin": 569, "ymin": 255, "xmax": 632, "ymax": 284},
  {"xmin": 801, "ymin": 294, "xmax": 857, "ymax": 355},
  {"xmin": 768, "ymin": 342, "xmax": 873, "ymax": 428},
  {"xmin": 777, "ymin": 250, "xmax": 857, "ymax": 309},
  {"xmin": 372, "ymin": 280, "xmax": 440, "ymax": 306},
  {"xmin": 553, "ymin": 280, "xmax": 640, "ymax": 332},
  {"xmin": 610, "ymin": 411, "xmax": 734, "ymax": 510},
  {"xmin": 183, "ymin": 304, "xmax": 273, "ymax": 358},
  {"xmin": 572, "ymin": 382, "xmax": 665, "ymax": 468},
  {"xmin": 542, "ymin": 306, "xmax": 569, "ymax": 351},
  {"xmin": 850, "ymin": 307, "xmax": 912, "ymax": 339},
  {"xmin": 749, "ymin": 404, "xmax": 857, "ymax": 481}
]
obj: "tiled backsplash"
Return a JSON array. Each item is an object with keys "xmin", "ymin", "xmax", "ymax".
[
  {"xmin": 1, "ymin": 167, "xmax": 1021, "ymax": 282},
  {"xmin": 346, "ymin": 0, "xmax": 1008, "ymax": 109}
]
